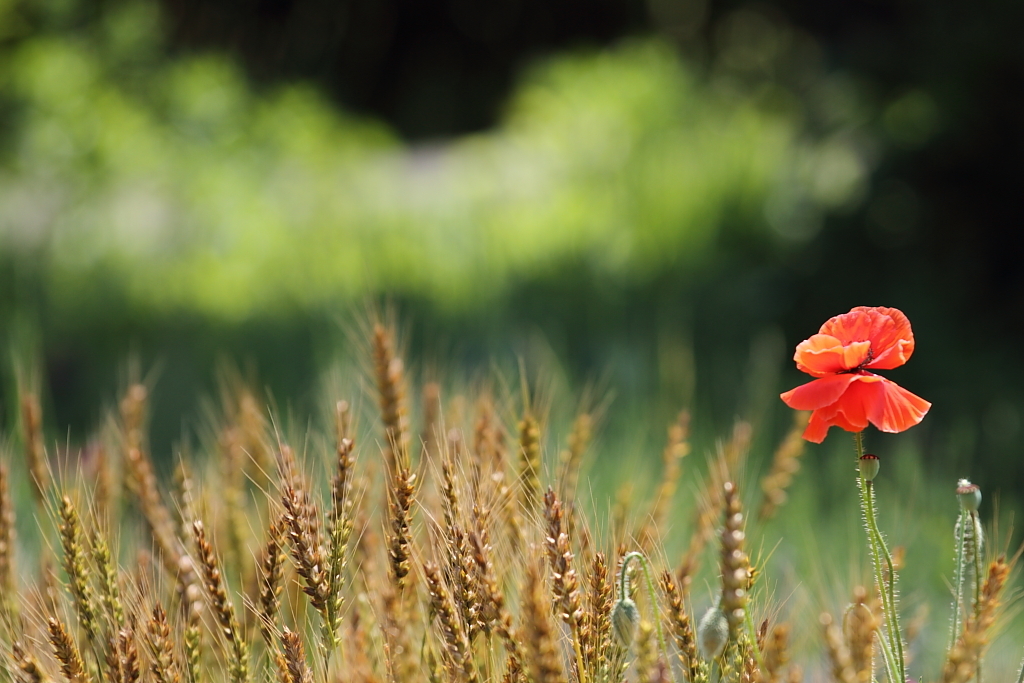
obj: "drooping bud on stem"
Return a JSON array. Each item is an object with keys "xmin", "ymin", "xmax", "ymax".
[
  {"xmin": 697, "ymin": 607, "xmax": 729, "ymax": 660},
  {"xmin": 611, "ymin": 597, "xmax": 640, "ymax": 648},
  {"xmin": 615, "ymin": 551, "xmax": 678, "ymax": 683}
]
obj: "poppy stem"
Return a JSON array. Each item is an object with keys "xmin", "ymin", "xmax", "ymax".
[
  {"xmin": 972, "ymin": 510, "xmax": 984, "ymax": 683},
  {"xmin": 854, "ymin": 431, "xmax": 906, "ymax": 683},
  {"xmin": 949, "ymin": 507, "xmax": 969, "ymax": 653},
  {"xmin": 859, "ymin": 486, "xmax": 899, "ymax": 683},
  {"xmin": 619, "ymin": 551, "xmax": 677, "ymax": 683}
]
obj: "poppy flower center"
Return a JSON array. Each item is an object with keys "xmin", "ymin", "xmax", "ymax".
[{"xmin": 838, "ymin": 345, "xmax": 874, "ymax": 374}]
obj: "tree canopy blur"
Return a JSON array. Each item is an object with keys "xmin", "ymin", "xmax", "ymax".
[{"xmin": 0, "ymin": 0, "xmax": 1021, "ymax": 491}]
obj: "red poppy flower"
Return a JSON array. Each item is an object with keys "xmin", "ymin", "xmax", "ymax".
[{"xmin": 780, "ymin": 306, "xmax": 931, "ymax": 443}]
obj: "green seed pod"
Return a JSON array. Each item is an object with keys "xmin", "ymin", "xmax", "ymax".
[
  {"xmin": 859, "ymin": 454, "xmax": 880, "ymax": 482},
  {"xmin": 956, "ymin": 479, "xmax": 981, "ymax": 512},
  {"xmin": 611, "ymin": 597, "xmax": 640, "ymax": 648},
  {"xmin": 697, "ymin": 606, "xmax": 729, "ymax": 660}
]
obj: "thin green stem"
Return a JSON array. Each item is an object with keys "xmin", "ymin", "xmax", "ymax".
[
  {"xmin": 570, "ymin": 619, "xmax": 587, "ymax": 683},
  {"xmin": 860, "ymin": 474, "xmax": 898, "ymax": 683},
  {"xmin": 321, "ymin": 637, "xmax": 331, "ymax": 683},
  {"xmin": 620, "ymin": 552, "xmax": 678, "ymax": 683},
  {"xmin": 972, "ymin": 511, "xmax": 984, "ymax": 683},
  {"xmin": 971, "ymin": 510, "xmax": 983, "ymax": 611},
  {"xmin": 868, "ymin": 480, "xmax": 905, "ymax": 682},
  {"xmin": 854, "ymin": 431, "xmax": 905, "ymax": 683},
  {"xmin": 949, "ymin": 509, "xmax": 968, "ymax": 652},
  {"xmin": 743, "ymin": 604, "xmax": 765, "ymax": 674},
  {"xmin": 710, "ymin": 657, "xmax": 722, "ymax": 683},
  {"xmin": 875, "ymin": 622, "xmax": 898, "ymax": 679}
]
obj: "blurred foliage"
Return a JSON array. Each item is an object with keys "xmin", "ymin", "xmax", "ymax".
[
  {"xmin": 1, "ymin": 0, "xmax": 864, "ymax": 318},
  {"xmin": 0, "ymin": 0, "xmax": 1022, "ymax": 501}
]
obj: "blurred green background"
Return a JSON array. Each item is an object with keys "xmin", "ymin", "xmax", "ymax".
[
  {"xmin": 0, "ymin": 0, "xmax": 1022, "ymax": 499},
  {"xmin": 2, "ymin": 0, "xmax": 1024, "ymax": 673}
]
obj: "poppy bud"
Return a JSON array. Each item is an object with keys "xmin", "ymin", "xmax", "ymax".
[
  {"xmin": 611, "ymin": 597, "xmax": 639, "ymax": 648},
  {"xmin": 697, "ymin": 606, "xmax": 729, "ymax": 660},
  {"xmin": 859, "ymin": 454, "xmax": 880, "ymax": 482},
  {"xmin": 956, "ymin": 479, "xmax": 981, "ymax": 512}
]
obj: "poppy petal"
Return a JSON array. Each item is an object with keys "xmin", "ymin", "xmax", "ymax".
[
  {"xmin": 781, "ymin": 374, "xmax": 861, "ymax": 410},
  {"xmin": 802, "ymin": 410, "xmax": 832, "ymax": 443},
  {"xmin": 803, "ymin": 400, "xmax": 869, "ymax": 443},
  {"xmin": 865, "ymin": 377, "xmax": 932, "ymax": 433},
  {"xmin": 865, "ymin": 338, "xmax": 915, "ymax": 371},
  {"xmin": 817, "ymin": 380, "xmax": 872, "ymax": 432},
  {"xmin": 794, "ymin": 335, "xmax": 872, "ymax": 376},
  {"xmin": 819, "ymin": 306, "xmax": 915, "ymax": 370}
]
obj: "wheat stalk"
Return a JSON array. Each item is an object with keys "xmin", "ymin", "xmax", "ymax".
[
  {"xmin": 660, "ymin": 569, "xmax": 697, "ymax": 682},
  {"xmin": 523, "ymin": 561, "xmax": 568, "ymax": 683},
  {"xmin": 761, "ymin": 623, "xmax": 791, "ymax": 683},
  {"xmin": 21, "ymin": 391, "xmax": 50, "ymax": 506},
  {"xmin": 844, "ymin": 586, "xmax": 878, "ymax": 683},
  {"xmin": 13, "ymin": 640, "xmax": 50, "ymax": 683},
  {"xmin": 424, "ymin": 561, "xmax": 477, "ymax": 683},
  {"xmin": 89, "ymin": 528, "xmax": 125, "ymax": 630},
  {"xmin": 757, "ymin": 411, "xmax": 809, "ymax": 521},
  {"xmin": 821, "ymin": 613, "xmax": 856, "ymax": 683},
  {"xmin": 57, "ymin": 496, "xmax": 100, "ymax": 649},
  {"xmin": 373, "ymin": 323, "xmax": 410, "ymax": 473},
  {"xmin": 281, "ymin": 628, "xmax": 314, "ymax": 683},
  {"xmin": 387, "ymin": 465, "xmax": 417, "ymax": 591},
  {"xmin": 48, "ymin": 616, "xmax": 90, "ymax": 683},
  {"xmin": 941, "ymin": 556, "xmax": 1010, "ymax": 683},
  {"xmin": 0, "ymin": 459, "xmax": 15, "ymax": 621},
  {"xmin": 192, "ymin": 520, "xmax": 249, "ymax": 683},
  {"xmin": 258, "ymin": 513, "xmax": 288, "ymax": 646}
]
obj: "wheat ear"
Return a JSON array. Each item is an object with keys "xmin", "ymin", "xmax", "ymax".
[
  {"xmin": 0, "ymin": 459, "xmax": 16, "ymax": 621},
  {"xmin": 145, "ymin": 602, "xmax": 182, "ymax": 683},
  {"xmin": 192, "ymin": 520, "xmax": 249, "ymax": 683},
  {"xmin": 424, "ymin": 561, "xmax": 477, "ymax": 683},
  {"xmin": 523, "ymin": 561, "xmax": 568, "ymax": 683},
  {"xmin": 48, "ymin": 616, "xmax": 90, "ymax": 683},
  {"xmin": 57, "ymin": 496, "xmax": 100, "ymax": 650}
]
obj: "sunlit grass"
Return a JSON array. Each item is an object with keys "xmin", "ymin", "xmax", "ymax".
[{"xmin": 0, "ymin": 321, "xmax": 1020, "ymax": 682}]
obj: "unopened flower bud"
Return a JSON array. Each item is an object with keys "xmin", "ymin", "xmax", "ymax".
[
  {"xmin": 956, "ymin": 479, "xmax": 981, "ymax": 512},
  {"xmin": 697, "ymin": 606, "xmax": 729, "ymax": 660},
  {"xmin": 611, "ymin": 597, "xmax": 640, "ymax": 648},
  {"xmin": 859, "ymin": 454, "xmax": 880, "ymax": 482}
]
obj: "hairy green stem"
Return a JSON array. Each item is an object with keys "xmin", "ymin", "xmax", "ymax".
[
  {"xmin": 743, "ymin": 603, "xmax": 765, "ymax": 674},
  {"xmin": 620, "ymin": 552, "xmax": 678, "ymax": 683},
  {"xmin": 949, "ymin": 508, "xmax": 969, "ymax": 652},
  {"xmin": 869, "ymin": 481, "xmax": 905, "ymax": 681},
  {"xmin": 875, "ymin": 618, "xmax": 899, "ymax": 681},
  {"xmin": 972, "ymin": 511, "xmax": 984, "ymax": 683},
  {"xmin": 971, "ymin": 512, "xmax": 983, "ymax": 611},
  {"xmin": 860, "ymin": 474, "xmax": 899, "ymax": 683},
  {"xmin": 854, "ymin": 431, "xmax": 905, "ymax": 683}
]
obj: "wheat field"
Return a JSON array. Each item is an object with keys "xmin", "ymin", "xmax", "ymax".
[{"xmin": 0, "ymin": 321, "xmax": 1019, "ymax": 683}]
